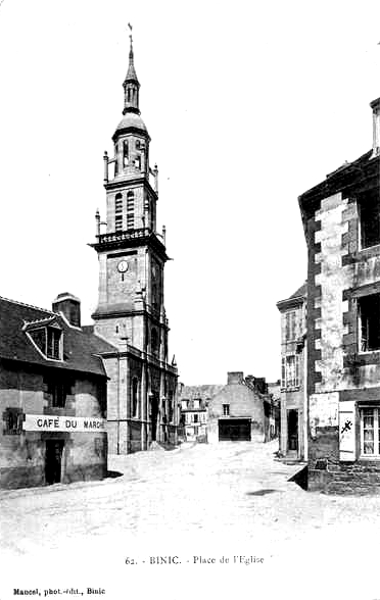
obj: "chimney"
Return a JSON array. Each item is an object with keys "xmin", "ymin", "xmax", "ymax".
[
  {"xmin": 370, "ymin": 97, "xmax": 380, "ymax": 156},
  {"xmin": 227, "ymin": 371, "xmax": 244, "ymax": 385},
  {"xmin": 52, "ymin": 292, "xmax": 81, "ymax": 327},
  {"xmin": 245, "ymin": 375, "xmax": 256, "ymax": 391}
]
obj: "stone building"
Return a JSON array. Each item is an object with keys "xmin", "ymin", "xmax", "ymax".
[
  {"xmin": 207, "ymin": 372, "xmax": 277, "ymax": 443},
  {"xmin": 178, "ymin": 385, "xmax": 223, "ymax": 442},
  {"xmin": 0, "ymin": 293, "xmax": 110, "ymax": 489},
  {"xmin": 276, "ymin": 283, "xmax": 307, "ymax": 460},
  {"xmin": 89, "ymin": 35, "xmax": 178, "ymax": 454},
  {"xmin": 299, "ymin": 97, "xmax": 380, "ymax": 492}
]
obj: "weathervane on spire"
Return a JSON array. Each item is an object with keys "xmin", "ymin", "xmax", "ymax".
[
  {"xmin": 128, "ymin": 22, "xmax": 133, "ymax": 49},
  {"xmin": 122, "ymin": 21, "xmax": 139, "ymax": 109}
]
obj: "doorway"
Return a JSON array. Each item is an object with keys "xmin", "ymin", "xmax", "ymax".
[
  {"xmin": 150, "ymin": 393, "xmax": 159, "ymax": 442},
  {"xmin": 218, "ymin": 419, "xmax": 251, "ymax": 441},
  {"xmin": 45, "ymin": 440, "xmax": 64, "ymax": 485},
  {"xmin": 287, "ymin": 410, "xmax": 298, "ymax": 452}
]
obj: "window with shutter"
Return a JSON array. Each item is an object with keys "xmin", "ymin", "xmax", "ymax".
[
  {"xmin": 281, "ymin": 357, "xmax": 286, "ymax": 389},
  {"xmin": 285, "ymin": 311, "xmax": 297, "ymax": 341},
  {"xmin": 281, "ymin": 355, "xmax": 300, "ymax": 390}
]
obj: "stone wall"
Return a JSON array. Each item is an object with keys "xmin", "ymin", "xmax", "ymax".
[
  {"xmin": 208, "ymin": 383, "xmax": 265, "ymax": 443},
  {"xmin": 0, "ymin": 363, "xmax": 107, "ymax": 489},
  {"xmin": 306, "ymin": 178, "xmax": 380, "ymax": 491}
]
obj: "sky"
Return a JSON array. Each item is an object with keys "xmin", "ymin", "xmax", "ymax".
[{"xmin": 0, "ymin": 0, "xmax": 379, "ymax": 385}]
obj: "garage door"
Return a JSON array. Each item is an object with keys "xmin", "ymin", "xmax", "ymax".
[{"xmin": 218, "ymin": 419, "xmax": 251, "ymax": 441}]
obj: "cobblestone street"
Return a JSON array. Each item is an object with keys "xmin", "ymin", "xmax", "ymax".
[{"xmin": 1, "ymin": 441, "xmax": 380, "ymax": 599}]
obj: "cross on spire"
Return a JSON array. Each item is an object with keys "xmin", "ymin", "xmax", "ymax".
[
  {"xmin": 128, "ymin": 22, "xmax": 133, "ymax": 50},
  {"xmin": 122, "ymin": 23, "xmax": 140, "ymax": 115}
]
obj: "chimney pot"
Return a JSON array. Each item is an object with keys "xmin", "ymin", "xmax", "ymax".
[
  {"xmin": 370, "ymin": 97, "xmax": 380, "ymax": 156},
  {"xmin": 227, "ymin": 371, "xmax": 244, "ymax": 385},
  {"xmin": 52, "ymin": 292, "xmax": 81, "ymax": 328}
]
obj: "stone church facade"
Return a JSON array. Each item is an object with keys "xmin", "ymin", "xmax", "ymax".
[{"xmin": 89, "ymin": 36, "xmax": 178, "ymax": 454}]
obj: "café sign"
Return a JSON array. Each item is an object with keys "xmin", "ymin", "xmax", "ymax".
[{"xmin": 23, "ymin": 414, "xmax": 106, "ymax": 433}]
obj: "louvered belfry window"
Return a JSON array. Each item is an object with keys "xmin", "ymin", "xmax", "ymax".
[
  {"xmin": 115, "ymin": 193, "xmax": 123, "ymax": 231},
  {"xmin": 127, "ymin": 191, "xmax": 134, "ymax": 229}
]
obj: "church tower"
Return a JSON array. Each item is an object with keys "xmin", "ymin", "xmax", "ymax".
[{"xmin": 90, "ymin": 32, "xmax": 178, "ymax": 454}]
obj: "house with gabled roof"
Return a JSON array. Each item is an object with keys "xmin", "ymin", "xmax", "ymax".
[
  {"xmin": 178, "ymin": 384, "xmax": 224, "ymax": 442},
  {"xmin": 276, "ymin": 282, "xmax": 307, "ymax": 461},
  {"xmin": 0, "ymin": 292, "xmax": 114, "ymax": 489},
  {"xmin": 299, "ymin": 97, "xmax": 380, "ymax": 492},
  {"xmin": 207, "ymin": 372, "xmax": 278, "ymax": 444}
]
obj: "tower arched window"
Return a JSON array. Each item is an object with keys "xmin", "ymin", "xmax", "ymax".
[
  {"xmin": 123, "ymin": 141, "xmax": 129, "ymax": 167},
  {"xmin": 126, "ymin": 191, "xmax": 134, "ymax": 230},
  {"xmin": 151, "ymin": 328, "xmax": 159, "ymax": 357},
  {"xmin": 115, "ymin": 193, "xmax": 123, "ymax": 231},
  {"xmin": 144, "ymin": 194, "xmax": 150, "ymax": 230},
  {"xmin": 132, "ymin": 377, "xmax": 139, "ymax": 418}
]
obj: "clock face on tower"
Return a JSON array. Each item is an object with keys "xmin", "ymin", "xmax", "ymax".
[{"xmin": 117, "ymin": 260, "xmax": 129, "ymax": 273}]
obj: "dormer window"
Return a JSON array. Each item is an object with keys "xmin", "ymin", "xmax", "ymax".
[
  {"xmin": 47, "ymin": 327, "xmax": 61, "ymax": 359},
  {"xmin": 27, "ymin": 320, "xmax": 63, "ymax": 361}
]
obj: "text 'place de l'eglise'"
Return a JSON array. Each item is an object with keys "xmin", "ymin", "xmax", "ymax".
[{"xmin": 1, "ymin": 31, "xmax": 380, "ymax": 496}]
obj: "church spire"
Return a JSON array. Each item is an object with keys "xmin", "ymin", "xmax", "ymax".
[{"xmin": 123, "ymin": 26, "xmax": 140, "ymax": 115}]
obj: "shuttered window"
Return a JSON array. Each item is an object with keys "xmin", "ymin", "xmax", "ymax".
[
  {"xmin": 285, "ymin": 311, "xmax": 297, "ymax": 341},
  {"xmin": 281, "ymin": 355, "xmax": 300, "ymax": 390}
]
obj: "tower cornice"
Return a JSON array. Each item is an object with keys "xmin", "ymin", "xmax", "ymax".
[
  {"xmin": 88, "ymin": 228, "xmax": 169, "ymax": 261},
  {"xmin": 104, "ymin": 176, "xmax": 157, "ymax": 200},
  {"xmin": 112, "ymin": 125, "xmax": 150, "ymax": 143}
]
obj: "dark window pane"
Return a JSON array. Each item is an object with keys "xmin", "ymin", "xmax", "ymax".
[
  {"xmin": 359, "ymin": 294, "xmax": 380, "ymax": 351},
  {"xmin": 360, "ymin": 192, "xmax": 380, "ymax": 249}
]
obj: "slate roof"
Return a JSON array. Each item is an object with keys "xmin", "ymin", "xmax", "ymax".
[
  {"xmin": 277, "ymin": 281, "xmax": 307, "ymax": 310},
  {"xmin": 0, "ymin": 296, "xmax": 116, "ymax": 377},
  {"xmin": 289, "ymin": 282, "xmax": 307, "ymax": 300},
  {"xmin": 114, "ymin": 113, "xmax": 148, "ymax": 138},
  {"xmin": 299, "ymin": 150, "xmax": 378, "ymax": 214},
  {"xmin": 125, "ymin": 60, "xmax": 139, "ymax": 83},
  {"xmin": 179, "ymin": 385, "xmax": 225, "ymax": 401}
]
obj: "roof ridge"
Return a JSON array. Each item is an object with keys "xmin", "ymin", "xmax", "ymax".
[
  {"xmin": 23, "ymin": 316, "xmax": 56, "ymax": 327},
  {"xmin": 0, "ymin": 295, "xmax": 56, "ymax": 315}
]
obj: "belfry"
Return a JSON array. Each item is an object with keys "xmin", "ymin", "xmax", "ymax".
[{"xmin": 90, "ymin": 31, "xmax": 178, "ymax": 453}]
